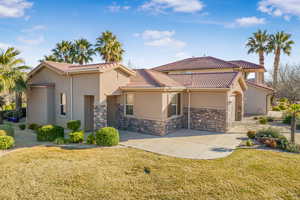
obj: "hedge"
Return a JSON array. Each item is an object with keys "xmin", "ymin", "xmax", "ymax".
[
  {"xmin": 67, "ymin": 120, "xmax": 81, "ymax": 132},
  {"xmin": 96, "ymin": 127, "xmax": 119, "ymax": 146},
  {"xmin": 69, "ymin": 131, "xmax": 84, "ymax": 143},
  {"xmin": 37, "ymin": 125, "xmax": 64, "ymax": 142}
]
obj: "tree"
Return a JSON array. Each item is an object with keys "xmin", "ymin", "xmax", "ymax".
[
  {"xmin": 277, "ymin": 64, "xmax": 300, "ymax": 143},
  {"xmin": 0, "ymin": 47, "xmax": 30, "ymax": 114},
  {"xmin": 268, "ymin": 31, "xmax": 294, "ymax": 87},
  {"xmin": 95, "ymin": 31, "xmax": 124, "ymax": 63},
  {"xmin": 40, "ymin": 54, "xmax": 60, "ymax": 62},
  {"xmin": 246, "ymin": 30, "xmax": 269, "ymax": 68},
  {"xmin": 72, "ymin": 39, "xmax": 95, "ymax": 64},
  {"xmin": 52, "ymin": 40, "xmax": 74, "ymax": 63}
]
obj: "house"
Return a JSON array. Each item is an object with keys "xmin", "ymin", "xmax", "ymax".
[
  {"xmin": 152, "ymin": 56, "xmax": 274, "ymax": 115},
  {"xmin": 26, "ymin": 56, "xmax": 271, "ymax": 136}
]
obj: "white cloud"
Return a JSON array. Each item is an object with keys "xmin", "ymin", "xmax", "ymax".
[
  {"xmin": 0, "ymin": 0, "xmax": 33, "ymax": 18},
  {"xmin": 135, "ymin": 30, "xmax": 186, "ymax": 49},
  {"xmin": 258, "ymin": 0, "xmax": 300, "ymax": 20},
  {"xmin": 17, "ymin": 35, "xmax": 44, "ymax": 45},
  {"xmin": 22, "ymin": 25, "xmax": 47, "ymax": 33},
  {"xmin": 235, "ymin": 17, "xmax": 266, "ymax": 27},
  {"xmin": 108, "ymin": 3, "xmax": 130, "ymax": 12},
  {"xmin": 141, "ymin": 0, "xmax": 204, "ymax": 13}
]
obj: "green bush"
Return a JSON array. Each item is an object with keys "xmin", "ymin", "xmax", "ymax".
[
  {"xmin": 37, "ymin": 125, "xmax": 64, "ymax": 142},
  {"xmin": 267, "ymin": 116, "xmax": 274, "ymax": 122},
  {"xmin": 256, "ymin": 128, "xmax": 281, "ymax": 139},
  {"xmin": 279, "ymin": 97, "xmax": 288, "ymax": 103},
  {"xmin": 272, "ymin": 106, "xmax": 281, "ymax": 111},
  {"xmin": 0, "ymin": 124, "xmax": 14, "ymax": 137},
  {"xmin": 285, "ymin": 143, "xmax": 300, "ymax": 153},
  {"xmin": 28, "ymin": 123, "xmax": 40, "ymax": 131},
  {"xmin": 96, "ymin": 127, "xmax": 119, "ymax": 146},
  {"xmin": 259, "ymin": 117, "xmax": 267, "ymax": 124},
  {"xmin": 0, "ymin": 136, "xmax": 14, "ymax": 150},
  {"xmin": 247, "ymin": 130, "xmax": 256, "ymax": 139},
  {"xmin": 19, "ymin": 124, "xmax": 26, "ymax": 130},
  {"xmin": 0, "ymin": 130, "xmax": 7, "ymax": 136},
  {"xmin": 69, "ymin": 131, "xmax": 84, "ymax": 143},
  {"xmin": 67, "ymin": 120, "xmax": 81, "ymax": 132},
  {"xmin": 277, "ymin": 135, "xmax": 289, "ymax": 150},
  {"xmin": 283, "ymin": 115, "xmax": 292, "ymax": 124},
  {"xmin": 278, "ymin": 104, "xmax": 287, "ymax": 111},
  {"xmin": 87, "ymin": 133, "xmax": 96, "ymax": 144},
  {"xmin": 54, "ymin": 137, "xmax": 66, "ymax": 145},
  {"xmin": 246, "ymin": 139, "xmax": 253, "ymax": 146}
]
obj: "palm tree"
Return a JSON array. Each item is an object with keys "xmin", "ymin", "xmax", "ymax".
[
  {"xmin": 72, "ymin": 39, "xmax": 95, "ymax": 64},
  {"xmin": 246, "ymin": 30, "xmax": 269, "ymax": 68},
  {"xmin": 0, "ymin": 47, "xmax": 30, "ymax": 113},
  {"xmin": 52, "ymin": 40, "xmax": 74, "ymax": 63},
  {"xmin": 95, "ymin": 31, "xmax": 124, "ymax": 63},
  {"xmin": 268, "ymin": 31, "xmax": 294, "ymax": 87},
  {"xmin": 40, "ymin": 54, "xmax": 60, "ymax": 62}
]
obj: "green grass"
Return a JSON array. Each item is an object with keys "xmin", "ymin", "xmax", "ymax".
[{"xmin": 0, "ymin": 147, "xmax": 300, "ymax": 200}]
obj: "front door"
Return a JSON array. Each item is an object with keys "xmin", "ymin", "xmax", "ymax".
[
  {"xmin": 107, "ymin": 96, "xmax": 118, "ymax": 128},
  {"xmin": 84, "ymin": 95, "xmax": 94, "ymax": 131}
]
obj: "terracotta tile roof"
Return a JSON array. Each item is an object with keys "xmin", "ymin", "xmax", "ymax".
[
  {"xmin": 229, "ymin": 60, "xmax": 265, "ymax": 70},
  {"xmin": 152, "ymin": 56, "xmax": 239, "ymax": 72},
  {"xmin": 44, "ymin": 61, "xmax": 119, "ymax": 72},
  {"xmin": 125, "ymin": 69, "xmax": 183, "ymax": 88},
  {"xmin": 246, "ymin": 80, "xmax": 274, "ymax": 91},
  {"xmin": 152, "ymin": 56, "xmax": 265, "ymax": 72},
  {"xmin": 168, "ymin": 72, "xmax": 239, "ymax": 88}
]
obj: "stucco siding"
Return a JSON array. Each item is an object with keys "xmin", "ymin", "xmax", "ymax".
[
  {"xmin": 28, "ymin": 67, "xmax": 71, "ymax": 127},
  {"xmin": 187, "ymin": 92, "xmax": 227, "ymax": 109},
  {"xmin": 245, "ymin": 85, "xmax": 271, "ymax": 115},
  {"xmin": 72, "ymin": 73, "xmax": 100, "ymax": 128}
]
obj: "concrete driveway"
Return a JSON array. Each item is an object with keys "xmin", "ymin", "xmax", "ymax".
[{"xmin": 120, "ymin": 129, "xmax": 245, "ymax": 160}]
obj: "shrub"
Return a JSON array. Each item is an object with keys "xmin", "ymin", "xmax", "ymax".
[
  {"xmin": 69, "ymin": 131, "xmax": 84, "ymax": 143},
  {"xmin": 253, "ymin": 116, "xmax": 258, "ymax": 120},
  {"xmin": 19, "ymin": 124, "xmax": 26, "ymax": 130},
  {"xmin": 256, "ymin": 128, "xmax": 281, "ymax": 139},
  {"xmin": 96, "ymin": 127, "xmax": 119, "ymax": 146},
  {"xmin": 0, "ymin": 124, "xmax": 14, "ymax": 137},
  {"xmin": 267, "ymin": 116, "xmax": 274, "ymax": 122},
  {"xmin": 259, "ymin": 117, "xmax": 267, "ymax": 124},
  {"xmin": 246, "ymin": 139, "xmax": 253, "ymax": 146},
  {"xmin": 279, "ymin": 104, "xmax": 287, "ymax": 111},
  {"xmin": 87, "ymin": 133, "xmax": 96, "ymax": 144},
  {"xmin": 272, "ymin": 106, "xmax": 281, "ymax": 111},
  {"xmin": 285, "ymin": 143, "xmax": 300, "ymax": 153},
  {"xmin": 277, "ymin": 135, "xmax": 289, "ymax": 150},
  {"xmin": 247, "ymin": 130, "xmax": 256, "ymax": 139},
  {"xmin": 28, "ymin": 123, "xmax": 40, "ymax": 131},
  {"xmin": 37, "ymin": 125, "xmax": 64, "ymax": 142},
  {"xmin": 279, "ymin": 97, "xmax": 288, "ymax": 103},
  {"xmin": 67, "ymin": 120, "xmax": 81, "ymax": 132},
  {"xmin": 0, "ymin": 130, "xmax": 7, "ymax": 136},
  {"xmin": 54, "ymin": 137, "xmax": 66, "ymax": 145},
  {"xmin": 0, "ymin": 136, "xmax": 14, "ymax": 150}
]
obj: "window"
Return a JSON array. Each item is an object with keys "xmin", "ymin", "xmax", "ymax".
[
  {"xmin": 60, "ymin": 93, "xmax": 67, "ymax": 116},
  {"xmin": 125, "ymin": 93, "xmax": 134, "ymax": 115},
  {"xmin": 168, "ymin": 93, "xmax": 181, "ymax": 117}
]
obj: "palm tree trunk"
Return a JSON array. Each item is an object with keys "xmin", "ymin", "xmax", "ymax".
[
  {"xmin": 259, "ymin": 51, "xmax": 264, "ymax": 67},
  {"xmin": 273, "ymin": 48, "xmax": 281, "ymax": 88},
  {"xmin": 291, "ymin": 112, "xmax": 296, "ymax": 143}
]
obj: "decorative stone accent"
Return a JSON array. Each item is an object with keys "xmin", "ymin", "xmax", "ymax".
[
  {"xmin": 116, "ymin": 104, "xmax": 183, "ymax": 136},
  {"xmin": 94, "ymin": 103, "xmax": 107, "ymax": 130},
  {"xmin": 189, "ymin": 107, "xmax": 227, "ymax": 132}
]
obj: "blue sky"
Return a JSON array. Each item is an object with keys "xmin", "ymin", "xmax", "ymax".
[{"xmin": 1, "ymin": 0, "xmax": 300, "ymax": 76}]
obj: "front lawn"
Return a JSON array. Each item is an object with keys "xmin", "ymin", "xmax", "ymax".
[{"xmin": 0, "ymin": 147, "xmax": 300, "ymax": 200}]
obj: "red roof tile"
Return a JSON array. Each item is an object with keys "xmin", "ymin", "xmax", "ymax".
[
  {"xmin": 246, "ymin": 80, "xmax": 274, "ymax": 91},
  {"xmin": 44, "ymin": 61, "xmax": 119, "ymax": 72},
  {"xmin": 168, "ymin": 72, "xmax": 239, "ymax": 88},
  {"xmin": 152, "ymin": 56, "xmax": 239, "ymax": 72},
  {"xmin": 229, "ymin": 60, "xmax": 265, "ymax": 70}
]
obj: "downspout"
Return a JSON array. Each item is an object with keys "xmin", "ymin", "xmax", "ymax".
[{"xmin": 188, "ymin": 90, "xmax": 191, "ymax": 129}]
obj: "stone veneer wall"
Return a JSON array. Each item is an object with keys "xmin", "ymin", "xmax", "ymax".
[
  {"xmin": 116, "ymin": 104, "xmax": 183, "ymax": 136},
  {"xmin": 94, "ymin": 103, "xmax": 107, "ymax": 130},
  {"xmin": 188, "ymin": 107, "xmax": 227, "ymax": 132}
]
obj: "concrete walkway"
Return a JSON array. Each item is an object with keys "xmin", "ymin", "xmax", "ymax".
[{"xmin": 120, "ymin": 129, "xmax": 245, "ymax": 159}]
